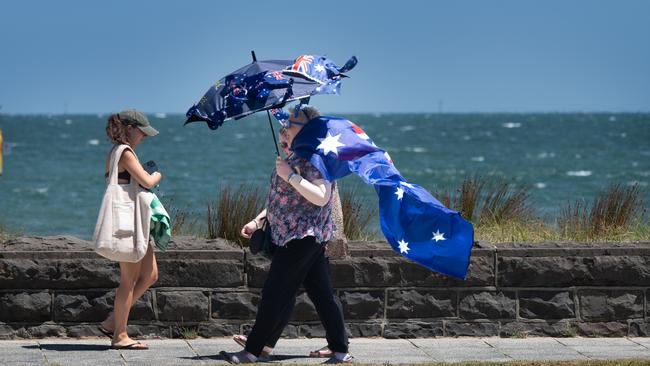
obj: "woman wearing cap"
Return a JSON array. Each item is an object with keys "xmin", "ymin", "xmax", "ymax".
[
  {"xmin": 98, "ymin": 109, "xmax": 161, "ymax": 350},
  {"xmin": 223, "ymin": 105, "xmax": 353, "ymax": 364}
]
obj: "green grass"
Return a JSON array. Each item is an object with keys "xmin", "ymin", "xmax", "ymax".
[
  {"xmin": 162, "ymin": 178, "xmax": 649, "ymax": 246},
  {"xmin": 179, "ymin": 326, "xmax": 198, "ymax": 340},
  {"xmin": 446, "ymin": 179, "xmax": 649, "ymax": 244}
]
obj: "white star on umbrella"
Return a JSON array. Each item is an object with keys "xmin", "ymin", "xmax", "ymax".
[
  {"xmin": 394, "ymin": 187, "xmax": 404, "ymax": 200},
  {"xmin": 317, "ymin": 132, "xmax": 346, "ymax": 156},
  {"xmin": 314, "ymin": 64, "xmax": 325, "ymax": 72},
  {"xmin": 400, "ymin": 181, "xmax": 415, "ymax": 188},
  {"xmin": 398, "ymin": 239, "xmax": 410, "ymax": 254},
  {"xmin": 432, "ymin": 229, "xmax": 446, "ymax": 242}
]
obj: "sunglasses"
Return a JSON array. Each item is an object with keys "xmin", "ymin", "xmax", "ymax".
[{"xmin": 279, "ymin": 115, "xmax": 307, "ymax": 129}]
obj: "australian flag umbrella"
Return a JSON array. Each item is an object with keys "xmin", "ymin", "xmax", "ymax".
[
  {"xmin": 289, "ymin": 115, "xmax": 475, "ymax": 280},
  {"xmin": 185, "ymin": 52, "xmax": 357, "ymax": 131}
]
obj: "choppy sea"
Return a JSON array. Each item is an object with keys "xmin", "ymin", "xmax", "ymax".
[{"xmin": 0, "ymin": 113, "xmax": 648, "ymax": 239}]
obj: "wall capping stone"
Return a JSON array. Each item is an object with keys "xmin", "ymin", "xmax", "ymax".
[{"xmin": 1, "ymin": 236, "xmax": 649, "ymax": 339}]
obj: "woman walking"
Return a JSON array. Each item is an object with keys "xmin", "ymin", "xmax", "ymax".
[
  {"xmin": 230, "ymin": 126, "xmax": 347, "ymax": 360},
  {"xmin": 223, "ymin": 105, "xmax": 353, "ymax": 364},
  {"xmin": 97, "ymin": 110, "xmax": 162, "ymax": 350}
]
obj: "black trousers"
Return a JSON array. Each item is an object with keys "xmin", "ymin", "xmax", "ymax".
[{"xmin": 245, "ymin": 236, "xmax": 348, "ymax": 356}]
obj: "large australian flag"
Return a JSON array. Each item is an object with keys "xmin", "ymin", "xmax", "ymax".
[{"xmin": 291, "ymin": 116, "xmax": 474, "ymax": 279}]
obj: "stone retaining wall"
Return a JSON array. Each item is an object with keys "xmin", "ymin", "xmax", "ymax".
[{"xmin": 1, "ymin": 236, "xmax": 649, "ymax": 339}]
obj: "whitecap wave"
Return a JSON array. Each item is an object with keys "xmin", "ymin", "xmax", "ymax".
[
  {"xmin": 537, "ymin": 152, "xmax": 555, "ymax": 159},
  {"xmin": 87, "ymin": 139, "xmax": 99, "ymax": 146},
  {"xmin": 567, "ymin": 170, "xmax": 592, "ymax": 177},
  {"xmin": 155, "ymin": 113, "xmax": 167, "ymax": 119},
  {"xmin": 628, "ymin": 181, "xmax": 648, "ymax": 187},
  {"xmin": 400, "ymin": 125, "xmax": 415, "ymax": 132},
  {"xmin": 471, "ymin": 156, "xmax": 485, "ymax": 162},
  {"xmin": 502, "ymin": 122, "xmax": 521, "ymax": 128},
  {"xmin": 534, "ymin": 182, "xmax": 547, "ymax": 189}
]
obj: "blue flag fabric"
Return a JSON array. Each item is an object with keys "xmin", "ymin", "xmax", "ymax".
[
  {"xmin": 291, "ymin": 116, "xmax": 474, "ymax": 279},
  {"xmin": 284, "ymin": 55, "xmax": 358, "ymax": 95},
  {"xmin": 185, "ymin": 55, "xmax": 357, "ymax": 130}
]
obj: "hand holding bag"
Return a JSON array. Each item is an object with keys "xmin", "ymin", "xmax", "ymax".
[
  {"xmin": 249, "ymin": 218, "xmax": 275, "ymax": 257},
  {"xmin": 92, "ymin": 145, "xmax": 148, "ymax": 262}
]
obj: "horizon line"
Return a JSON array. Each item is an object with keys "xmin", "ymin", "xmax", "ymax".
[{"xmin": 1, "ymin": 110, "xmax": 650, "ymax": 116}]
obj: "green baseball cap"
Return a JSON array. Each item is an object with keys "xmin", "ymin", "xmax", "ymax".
[{"xmin": 117, "ymin": 109, "xmax": 159, "ymax": 137}]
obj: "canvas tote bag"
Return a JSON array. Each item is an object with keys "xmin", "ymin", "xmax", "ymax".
[{"xmin": 92, "ymin": 144, "xmax": 148, "ymax": 262}]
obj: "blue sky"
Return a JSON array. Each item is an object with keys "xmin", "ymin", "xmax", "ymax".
[{"xmin": 0, "ymin": 0, "xmax": 648, "ymax": 114}]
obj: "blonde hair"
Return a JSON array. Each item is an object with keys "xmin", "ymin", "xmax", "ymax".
[
  {"xmin": 106, "ymin": 114, "xmax": 131, "ymax": 145},
  {"xmin": 300, "ymin": 106, "xmax": 321, "ymax": 121}
]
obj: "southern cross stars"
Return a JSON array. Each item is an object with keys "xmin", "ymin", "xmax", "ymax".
[
  {"xmin": 314, "ymin": 64, "xmax": 325, "ymax": 73},
  {"xmin": 397, "ymin": 239, "xmax": 409, "ymax": 254},
  {"xmin": 432, "ymin": 229, "xmax": 446, "ymax": 242},
  {"xmin": 400, "ymin": 181, "xmax": 415, "ymax": 188},
  {"xmin": 394, "ymin": 187, "xmax": 404, "ymax": 200},
  {"xmin": 317, "ymin": 132, "xmax": 345, "ymax": 156}
]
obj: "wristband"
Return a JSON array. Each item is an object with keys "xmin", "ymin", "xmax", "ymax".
[
  {"xmin": 288, "ymin": 172, "xmax": 296, "ymax": 183},
  {"xmin": 289, "ymin": 173, "xmax": 302, "ymax": 184}
]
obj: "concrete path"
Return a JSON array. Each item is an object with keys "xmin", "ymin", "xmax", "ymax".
[{"xmin": 1, "ymin": 337, "xmax": 650, "ymax": 365}]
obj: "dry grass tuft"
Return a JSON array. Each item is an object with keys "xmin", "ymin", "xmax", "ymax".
[
  {"xmin": 208, "ymin": 185, "xmax": 266, "ymax": 247},
  {"xmin": 479, "ymin": 182, "xmax": 534, "ymax": 225},
  {"xmin": 440, "ymin": 176, "xmax": 534, "ymax": 226},
  {"xmin": 166, "ymin": 200, "xmax": 203, "ymax": 237},
  {"xmin": 559, "ymin": 183, "xmax": 645, "ymax": 241},
  {"xmin": 340, "ymin": 185, "xmax": 377, "ymax": 241}
]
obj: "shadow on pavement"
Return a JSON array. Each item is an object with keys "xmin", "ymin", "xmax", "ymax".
[
  {"xmin": 23, "ymin": 344, "xmax": 111, "ymax": 351},
  {"xmin": 179, "ymin": 352, "xmax": 310, "ymax": 362}
]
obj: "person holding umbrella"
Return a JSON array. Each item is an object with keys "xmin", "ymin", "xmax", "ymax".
[
  {"xmin": 222, "ymin": 105, "xmax": 353, "ymax": 364},
  {"xmin": 230, "ymin": 126, "xmax": 348, "ymax": 360}
]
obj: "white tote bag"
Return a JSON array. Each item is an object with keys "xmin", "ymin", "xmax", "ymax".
[{"xmin": 92, "ymin": 144, "xmax": 149, "ymax": 262}]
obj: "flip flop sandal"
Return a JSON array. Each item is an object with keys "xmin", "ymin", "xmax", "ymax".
[
  {"xmin": 232, "ymin": 334, "xmax": 247, "ymax": 348},
  {"xmin": 231, "ymin": 335, "xmax": 272, "ymax": 357},
  {"xmin": 309, "ymin": 346, "xmax": 333, "ymax": 358},
  {"xmin": 111, "ymin": 342, "xmax": 149, "ymax": 350},
  {"xmin": 97, "ymin": 325, "xmax": 113, "ymax": 338}
]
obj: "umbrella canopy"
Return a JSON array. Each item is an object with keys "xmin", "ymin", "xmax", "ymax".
[{"xmin": 185, "ymin": 53, "xmax": 357, "ymax": 130}]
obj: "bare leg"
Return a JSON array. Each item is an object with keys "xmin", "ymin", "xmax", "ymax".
[
  {"xmin": 102, "ymin": 245, "xmax": 158, "ymax": 332},
  {"xmin": 112, "ymin": 259, "xmax": 141, "ymax": 346}
]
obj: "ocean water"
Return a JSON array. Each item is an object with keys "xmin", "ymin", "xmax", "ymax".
[{"xmin": 0, "ymin": 113, "xmax": 648, "ymax": 239}]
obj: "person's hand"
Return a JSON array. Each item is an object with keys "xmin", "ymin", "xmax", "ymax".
[
  {"xmin": 240, "ymin": 220, "xmax": 258, "ymax": 239},
  {"xmin": 276, "ymin": 157, "xmax": 293, "ymax": 182}
]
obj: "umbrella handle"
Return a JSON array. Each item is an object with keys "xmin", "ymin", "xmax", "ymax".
[{"xmin": 266, "ymin": 110, "xmax": 281, "ymax": 157}]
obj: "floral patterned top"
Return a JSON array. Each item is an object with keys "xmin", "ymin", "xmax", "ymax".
[{"xmin": 266, "ymin": 154, "xmax": 334, "ymax": 246}]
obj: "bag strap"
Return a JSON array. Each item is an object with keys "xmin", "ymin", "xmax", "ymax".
[{"xmin": 107, "ymin": 144, "xmax": 136, "ymax": 185}]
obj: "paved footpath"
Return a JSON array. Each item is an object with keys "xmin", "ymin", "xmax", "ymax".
[{"xmin": 1, "ymin": 337, "xmax": 650, "ymax": 365}]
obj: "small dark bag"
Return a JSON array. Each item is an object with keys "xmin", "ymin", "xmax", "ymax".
[{"xmin": 249, "ymin": 218, "xmax": 275, "ymax": 257}]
